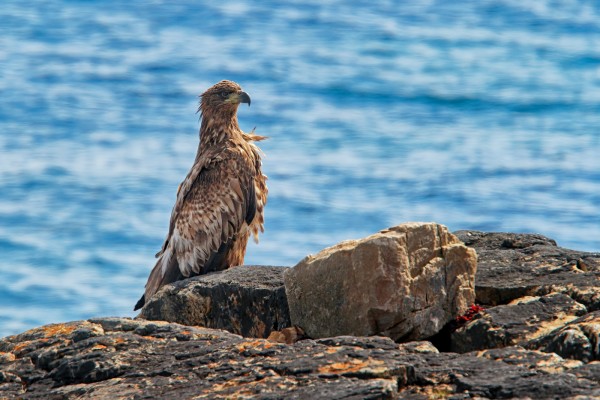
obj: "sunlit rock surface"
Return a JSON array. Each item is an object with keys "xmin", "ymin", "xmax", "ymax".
[
  {"xmin": 284, "ymin": 222, "xmax": 477, "ymax": 341},
  {"xmin": 1, "ymin": 318, "xmax": 598, "ymax": 399},
  {"xmin": 139, "ymin": 266, "xmax": 290, "ymax": 339}
]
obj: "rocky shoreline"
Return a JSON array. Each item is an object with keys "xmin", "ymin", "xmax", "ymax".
[{"xmin": 1, "ymin": 227, "xmax": 600, "ymax": 399}]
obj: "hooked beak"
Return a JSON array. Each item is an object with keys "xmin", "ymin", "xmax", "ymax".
[
  {"xmin": 238, "ymin": 91, "xmax": 251, "ymax": 106},
  {"xmin": 224, "ymin": 90, "xmax": 251, "ymax": 106}
]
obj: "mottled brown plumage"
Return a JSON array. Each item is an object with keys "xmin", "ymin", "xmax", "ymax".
[{"xmin": 134, "ymin": 80, "xmax": 267, "ymax": 310}]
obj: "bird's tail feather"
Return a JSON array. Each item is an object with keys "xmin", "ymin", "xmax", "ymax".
[{"xmin": 133, "ymin": 247, "xmax": 181, "ymax": 311}]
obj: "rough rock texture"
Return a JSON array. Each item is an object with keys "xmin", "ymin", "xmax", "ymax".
[
  {"xmin": 139, "ymin": 266, "xmax": 290, "ymax": 338},
  {"xmin": 455, "ymin": 230, "xmax": 600, "ymax": 308},
  {"xmin": 528, "ymin": 311, "xmax": 600, "ymax": 363},
  {"xmin": 284, "ymin": 222, "xmax": 477, "ymax": 341},
  {"xmin": 1, "ymin": 318, "xmax": 598, "ymax": 399},
  {"xmin": 398, "ymin": 345, "xmax": 599, "ymax": 399},
  {"xmin": 451, "ymin": 293, "xmax": 587, "ymax": 352},
  {"xmin": 0, "ymin": 318, "xmax": 412, "ymax": 399},
  {"xmin": 449, "ymin": 231, "xmax": 600, "ymax": 364}
]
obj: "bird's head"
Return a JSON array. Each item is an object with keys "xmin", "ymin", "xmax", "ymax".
[{"xmin": 199, "ymin": 80, "xmax": 251, "ymax": 116}]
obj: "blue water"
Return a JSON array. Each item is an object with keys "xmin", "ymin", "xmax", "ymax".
[{"xmin": 1, "ymin": 1, "xmax": 600, "ymax": 338}]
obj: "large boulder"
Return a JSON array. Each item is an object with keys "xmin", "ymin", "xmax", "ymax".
[
  {"xmin": 138, "ymin": 266, "xmax": 290, "ymax": 339},
  {"xmin": 284, "ymin": 222, "xmax": 477, "ymax": 341}
]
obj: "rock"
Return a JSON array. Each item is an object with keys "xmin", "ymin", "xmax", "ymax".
[
  {"xmin": 454, "ymin": 230, "xmax": 600, "ymax": 307},
  {"xmin": 396, "ymin": 345, "xmax": 598, "ymax": 399},
  {"xmin": 138, "ymin": 266, "xmax": 290, "ymax": 338},
  {"xmin": 0, "ymin": 318, "xmax": 412, "ymax": 399},
  {"xmin": 284, "ymin": 222, "xmax": 477, "ymax": 341},
  {"xmin": 528, "ymin": 310, "xmax": 600, "ymax": 363},
  {"xmin": 435, "ymin": 347, "xmax": 597, "ymax": 399},
  {"xmin": 267, "ymin": 326, "xmax": 307, "ymax": 344},
  {"xmin": 449, "ymin": 231, "xmax": 600, "ymax": 365},
  {"xmin": 2, "ymin": 318, "xmax": 599, "ymax": 399},
  {"xmin": 451, "ymin": 293, "xmax": 587, "ymax": 352}
]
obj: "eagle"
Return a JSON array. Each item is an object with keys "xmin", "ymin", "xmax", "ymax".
[{"xmin": 134, "ymin": 80, "xmax": 267, "ymax": 311}]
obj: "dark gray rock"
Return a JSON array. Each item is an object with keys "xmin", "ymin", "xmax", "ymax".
[
  {"xmin": 451, "ymin": 293, "xmax": 587, "ymax": 353},
  {"xmin": 0, "ymin": 318, "xmax": 411, "ymax": 399},
  {"xmin": 528, "ymin": 310, "xmax": 600, "ymax": 363},
  {"xmin": 397, "ymin": 346, "xmax": 599, "ymax": 399},
  {"xmin": 2, "ymin": 318, "xmax": 599, "ymax": 399},
  {"xmin": 444, "ymin": 231, "xmax": 600, "ymax": 367},
  {"xmin": 454, "ymin": 230, "xmax": 600, "ymax": 307},
  {"xmin": 138, "ymin": 265, "xmax": 291, "ymax": 338}
]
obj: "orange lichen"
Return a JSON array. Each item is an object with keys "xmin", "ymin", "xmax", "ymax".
[
  {"xmin": 141, "ymin": 336, "xmax": 168, "ymax": 342},
  {"xmin": 236, "ymin": 340, "xmax": 277, "ymax": 353},
  {"xmin": 41, "ymin": 323, "xmax": 78, "ymax": 338},
  {"xmin": 210, "ymin": 379, "xmax": 246, "ymax": 392},
  {"xmin": 0, "ymin": 352, "xmax": 16, "ymax": 362},
  {"xmin": 12, "ymin": 341, "xmax": 33, "ymax": 354},
  {"xmin": 400, "ymin": 383, "xmax": 455, "ymax": 399},
  {"xmin": 207, "ymin": 374, "xmax": 295, "ymax": 397},
  {"xmin": 317, "ymin": 358, "xmax": 381, "ymax": 374}
]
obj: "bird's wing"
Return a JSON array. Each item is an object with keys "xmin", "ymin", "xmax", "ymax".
[
  {"xmin": 169, "ymin": 150, "xmax": 257, "ymax": 277},
  {"xmin": 155, "ymin": 144, "xmax": 221, "ymax": 259},
  {"xmin": 139, "ymin": 150, "xmax": 255, "ymax": 306}
]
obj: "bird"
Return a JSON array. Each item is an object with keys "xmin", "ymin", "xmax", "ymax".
[{"xmin": 134, "ymin": 80, "xmax": 267, "ymax": 311}]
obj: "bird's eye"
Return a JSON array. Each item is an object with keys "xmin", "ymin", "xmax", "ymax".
[{"xmin": 219, "ymin": 91, "xmax": 229, "ymax": 99}]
